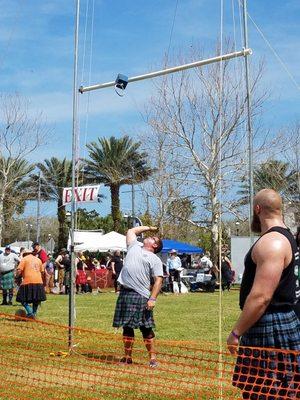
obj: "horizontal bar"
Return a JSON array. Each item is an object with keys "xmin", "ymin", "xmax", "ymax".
[{"xmin": 79, "ymin": 48, "xmax": 252, "ymax": 93}]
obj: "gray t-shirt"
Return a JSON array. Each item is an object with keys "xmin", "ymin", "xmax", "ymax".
[{"xmin": 118, "ymin": 240, "xmax": 163, "ymax": 298}]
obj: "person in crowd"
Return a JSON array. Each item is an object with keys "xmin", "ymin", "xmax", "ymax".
[
  {"xmin": 180, "ymin": 253, "xmax": 189, "ymax": 269},
  {"xmin": 85, "ymin": 254, "xmax": 95, "ymax": 271},
  {"xmin": 227, "ymin": 189, "xmax": 300, "ymax": 399},
  {"xmin": 166, "ymin": 249, "xmax": 182, "ymax": 293},
  {"xmin": 111, "ymin": 250, "xmax": 123, "ymax": 293},
  {"xmin": 55, "ymin": 248, "xmax": 67, "ymax": 293},
  {"xmin": 45, "ymin": 253, "xmax": 55, "ymax": 294},
  {"xmin": 92, "ymin": 258, "xmax": 100, "ymax": 269},
  {"xmin": 32, "ymin": 242, "xmax": 48, "ymax": 267},
  {"xmin": 221, "ymin": 254, "xmax": 233, "ymax": 291},
  {"xmin": 76, "ymin": 260, "xmax": 87, "ymax": 293},
  {"xmin": 113, "ymin": 226, "xmax": 163, "ymax": 368},
  {"xmin": 0, "ymin": 246, "xmax": 20, "ymax": 305},
  {"xmin": 106, "ymin": 253, "xmax": 113, "ymax": 269},
  {"xmin": 15, "ymin": 249, "xmax": 46, "ymax": 319},
  {"xmin": 19, "ymin": 247, "xmax": 25, "ymax": 259},
  {"xmin": 200, "ymin": 252, "xmax": 213, "ymax": 272},
  {"xmin": 61, "ymin": 253, "xmax": 71, "ymax": 295}
]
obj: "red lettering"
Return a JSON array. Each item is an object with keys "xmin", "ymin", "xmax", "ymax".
[
  {"xmin": 65, "ymin": 189, "xmax": 72, "ymax": 204},
  {"xmin": 74, "ymin": 188, "xmax": 81, "ymax": 201},
  {"xmin": 89, "ymin": 188, "xmax": 95, "ymax": 201}
]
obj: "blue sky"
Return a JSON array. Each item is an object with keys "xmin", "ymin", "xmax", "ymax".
[{"xmin": 1, "ymin": 0, "xmax": 299, "ymax": 219}]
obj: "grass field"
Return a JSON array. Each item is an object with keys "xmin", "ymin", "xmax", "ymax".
[
  {"xmin": 0, "ymin": 289, "xmax": 242, "ymax": 399},
  {"xmin": 3, "ymin": 288, "xmax": 241, "ymax": 342}
]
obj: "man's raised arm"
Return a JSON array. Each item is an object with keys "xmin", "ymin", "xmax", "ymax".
[{"xmin": 126, "ymin": 226, "xmax": 158, "ymax": 246}]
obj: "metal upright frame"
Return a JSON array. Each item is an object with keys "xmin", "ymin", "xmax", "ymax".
[{"xmin": 69, "ymin": 0, "xmax": 253, "ymax": 350}]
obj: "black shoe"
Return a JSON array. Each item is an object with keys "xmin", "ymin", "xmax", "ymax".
[
  {"xmin": 0, "ymin": 302, "xmax": 8, "ymax": 305},
  {"xmin": 8, "ymin": 301, "xmax": 13, "ymax": 305}
]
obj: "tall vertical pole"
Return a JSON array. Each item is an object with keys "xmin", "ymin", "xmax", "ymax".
[
  {"xmin": 69, "ymin": 0, "xmax": 80, "ymax": 350},
  {"xmin": 242, "ymin": 0, "xmax": 253, "ymax": 237},
  {"xmin": 36, "ymin": 172, "xmax": 41, "ymax": 243},
  {"xmin": 146, "ymin": 192, "xmax": 150, "ymax": 215},
  {"xmin": 131, "ymin": 167, "xmax": 135, "ymax": 219}
]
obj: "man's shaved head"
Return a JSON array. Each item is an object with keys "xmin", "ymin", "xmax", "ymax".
[
  {"xmin": 254, "ymin": 189, "xmax": 282, "ymax": 215},
  {"xmin": 251, "ymin": 189, "xmax": 282, "ymax": 233}
]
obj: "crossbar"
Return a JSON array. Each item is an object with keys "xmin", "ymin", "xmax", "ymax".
[{"xmin": 79, "ymin": 48, "xmax": 252, "ymax": 93}]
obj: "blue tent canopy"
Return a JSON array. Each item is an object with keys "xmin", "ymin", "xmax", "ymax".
[{"xmin": 161, "ymin": 239, "xmax": 203, "ymax": 254}]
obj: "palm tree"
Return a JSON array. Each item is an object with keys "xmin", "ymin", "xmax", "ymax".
[
  {"xmin": 238, "ymin": 159, "xmax": 293, "ymax": 205},
  {"xmin": 32, "ymin": 158, "xmax": 73, "ymax": 249},
  {"xmin": 85, "ymin": 136, "xmax": 152, "ymax": 232},
  {"xmin": 0, "ymin": 157, "xmax": 34, "ymax": 245}
]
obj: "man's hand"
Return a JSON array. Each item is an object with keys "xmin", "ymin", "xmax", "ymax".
[
  {"xmin": 126, "ymin": 226, "xmax": 158, "ymax": 246},
  {"xmin": 227, "ymin": 331, "xmax": 239, "ymax": 355},
  {"xmin": 146, "ymin": 299, "xmax": 156, "ymax": 310},
  {"xmin": 148, "ymin": 226, "xmax": 158, "ymax": 232}
]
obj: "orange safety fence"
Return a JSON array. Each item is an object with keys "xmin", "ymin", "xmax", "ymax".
[{"xmin": 0, "ymin": 313, "xmax": 299, "ymax": 399}]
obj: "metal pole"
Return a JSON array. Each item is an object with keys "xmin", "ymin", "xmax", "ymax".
[
  {"xmin": 36, "ymin": 172, "xmax": 41, "ymax": 242},
  {"xmin": 242, "ymin": 0, "xmax": 253, "ymax": 238},
  {"xmin": 69, "ymin": 0, "xmax": 80, "ymax": 350},
  {"xmin": 131, "ymin": 167, "xmax": 135, "ymax": 219},
  {"xmin": 79, "ymin": 49, "xmax": 252, "ymax": 93},
  {"xmin": 26, "ymin": 224, "xmax": 30, "ymax": 248},
  {"xmin": 146, "ymin": 192, "xmax": 150, "ymax": 215}
]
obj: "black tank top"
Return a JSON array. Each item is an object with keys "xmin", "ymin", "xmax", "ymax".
[{"xmin": 239, "ymin": 226, "xmax": 300, "ymax": 311}]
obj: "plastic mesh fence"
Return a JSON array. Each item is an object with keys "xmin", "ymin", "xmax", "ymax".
[{"xmin": 0, "ymin": 313, "xmax": 299, "ymax": 399}]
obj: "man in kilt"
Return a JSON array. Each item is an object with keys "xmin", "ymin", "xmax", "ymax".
[
  {"xmin": 227, "ymin": 189, "xmax": 300, "ymax": 399},
  {"xmin": 0, "ymin": 246, "xmax": 19, "ymax": 305},
  {"xmin": 113, "ymin": 226, "xmax": 163, "ymax": 367},
  {"xmin": 15, "ymin": 249, "xmax": 46, "ymax": 319}
]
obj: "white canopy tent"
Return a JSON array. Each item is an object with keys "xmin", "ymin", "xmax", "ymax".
[{"xmin": 69, "ymin": 230, "xmax": 127, "ymax": 252}]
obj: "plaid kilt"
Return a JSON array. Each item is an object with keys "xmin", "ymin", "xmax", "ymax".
[
  {"xmin": 113, "ymin": 288, "xmax": 155, "ymax": 329},
  {"xmin": 0, "ymin": 271, "xmax": 14, "ymax": 290},
  {"xmin": 233, "ymin": 309, "xmax": 300, "ymax": 399}
]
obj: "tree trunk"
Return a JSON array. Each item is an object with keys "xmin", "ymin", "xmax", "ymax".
[
  {"xmin": 110, "ymin": 184, "xmax": 121, "ymax": 232},
  {"xmin": 210, "ymin": 186, "xmax": 219, "ymax": 266},
  {"xmin": 0, "ymin": 174, "xmax": 8, "ymax": 246},
  {"xmin": 57, "ymin": 201, "xmax": 68, "ymax": 250},
  {"xmin": 0, "ymin": 194, "xmax": 4, "ymax": 246}
]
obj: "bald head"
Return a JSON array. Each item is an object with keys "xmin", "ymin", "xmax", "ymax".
[{"xmin": 254, "ymin": 189, "xmax": 282, "ymax": 216}]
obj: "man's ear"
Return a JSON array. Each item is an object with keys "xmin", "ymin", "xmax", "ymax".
[{"xmin": 254, "ymin": 204, "xmax": 261, "ymax": 215}]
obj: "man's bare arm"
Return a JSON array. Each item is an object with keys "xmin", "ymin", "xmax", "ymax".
[
  {"xmin": 227, "ymin": 233, "xmax": 290, "ymax": 353},
  {"xmin": 126, "ymin": 226, "xmax": 158, "ymax": 246},
  {"xmin": 147, "ymin": 276, "xmax": 163, "ymax": 310}
]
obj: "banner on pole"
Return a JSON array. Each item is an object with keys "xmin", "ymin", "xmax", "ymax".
[{"xmin": 62, "ymin": 185, "xmax": 101, "ymax": 205}]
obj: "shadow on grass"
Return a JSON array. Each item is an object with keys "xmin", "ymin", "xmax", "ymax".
[{"xmin": 79, "ymin": 352, "xmax": 121, "ymax": 363}]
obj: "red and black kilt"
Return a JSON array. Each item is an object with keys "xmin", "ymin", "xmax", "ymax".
[{"xmin": 113, "ymin": 288, "xmax": 155, "ymax": 329}]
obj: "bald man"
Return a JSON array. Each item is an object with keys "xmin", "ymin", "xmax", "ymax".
[{"xmin": 227, "ymin": 189, "xmax": 300, "ymax": 399}]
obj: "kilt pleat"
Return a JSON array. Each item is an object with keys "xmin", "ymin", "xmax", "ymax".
[{"xmin": 113, "ymin": 289, "xmax": 155, "ymax": 329}]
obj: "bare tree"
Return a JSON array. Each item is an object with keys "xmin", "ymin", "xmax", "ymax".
[
  {"xmin": 0, "ymin": 93, "xmax": 47, "ymax": 245},
  {"xmin": 144, "ymin": 45, "xmax": 267, "ymax": 261},
  {"xmin": 281, "ymin": 122, "xmax": 300, "ymax": 202},
  {"xmin": 140, "ymin": 125, "xmax": 191, "ymax": 236}
]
